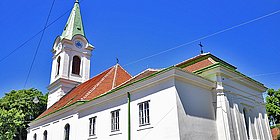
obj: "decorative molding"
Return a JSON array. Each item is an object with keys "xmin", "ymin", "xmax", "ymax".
[
  {"xmin": 42, "ymin": 124, "xmax": 50, "ymax": 127},
  {"xmin": 32, "ymin": 127, "xmax": 40, "ymax": 131},
  {"xmin": 109, "ymin": 132, "xmax": 122, "ymax": 136},
  {"xmin": 62, "ymin": 115, "xmax": 73, "ymax": 121},
  {"xmin": 137, "ymin": 126, "xmax": 153, "ymax": 131}
]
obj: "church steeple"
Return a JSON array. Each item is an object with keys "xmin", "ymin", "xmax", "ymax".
[
  {"xmin": 61, "ymin": 0, "xmax": 85, "ymax": 40},
  {"xmin": 47, "ymin": 0, "xmax": 94, "ymax": 108}
]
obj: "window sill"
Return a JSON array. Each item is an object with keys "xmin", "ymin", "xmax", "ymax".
[
  {"xmin": 109, "ymin": 131, "xmax": 122, "ymax": 136},
  {"xmin": 88, "ymin": 135, "xmax": 97, "ymax": 140},
  {"xmin": 71, "ymin": 73, "xmax": 81, "ymax": 77},
  {"xmin": 137, "ymin": 126, "xmax": 153, "ymax": 131},
  {"xmin": 139, "ymin": 123, "xmax": 150, "ymax": 127}
]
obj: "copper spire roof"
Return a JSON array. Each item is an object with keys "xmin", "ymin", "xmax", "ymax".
[{"xmin": 61, "ymin": 0, "xmax": 85, "ymax": 40}]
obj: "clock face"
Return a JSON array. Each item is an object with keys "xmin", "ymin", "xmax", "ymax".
[
  {"xmin": 57, "ymin": 43, "xmax": 62, "ymax": 49},
  {"xmin": 75, "ymin": 40, "xmax": 83, "ymax": 48}
]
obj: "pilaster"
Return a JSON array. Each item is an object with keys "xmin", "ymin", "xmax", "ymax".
[{"xmin": 215, "ymin": 75, "xmax": 232, "ymax": 140}]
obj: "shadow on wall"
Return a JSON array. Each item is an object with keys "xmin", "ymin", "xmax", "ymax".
[{"xmin": 175, "ymin": 82, "xmax": 215, "ymax": 120}]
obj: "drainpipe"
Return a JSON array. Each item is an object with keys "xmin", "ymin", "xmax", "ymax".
[{"xmin": 127, "ymin": 92, "xmax": 131, "ymax": 140}]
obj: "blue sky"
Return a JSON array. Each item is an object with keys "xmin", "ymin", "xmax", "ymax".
[{"xmin": 0, "ymin": 0, "xmax": 279, "ymax": 97}]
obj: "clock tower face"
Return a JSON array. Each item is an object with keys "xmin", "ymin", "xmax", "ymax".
[{"xmin": 74, "ymin": 40, "xmax": 83, "ymax": 48}]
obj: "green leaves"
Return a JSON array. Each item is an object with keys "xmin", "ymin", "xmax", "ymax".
[
  {"xmin": 0, "ymin": 88, "xmax": 47, "ymax": 140},
  {"xmin": 0, "ymin": 108, "xmax": 24, "ymax": 140},
  {"xmin": 266, "ymin": 88, "xmax": 280, "ymax": 125}
]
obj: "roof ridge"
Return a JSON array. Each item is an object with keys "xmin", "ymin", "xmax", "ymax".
[
  {"xmin": 112, "ymin": 65, "xmax": 118, "ymax": 88},
  {"xmin": 146, "ymin": 68, "xmax": 162, "ymax": 71},
  {"xmin": 117, "ymin": 64, "xmax": 132, "ymax": 77},
  {"xmin": 80, "ymin": 67, "xmax": 115, "ymax": 100},
  {"xmin": 119, "ymin": 68, "xmax": 159, "ymax": 86},
  {"xmin": 175, "ymin": 53, "xmax": 210, "ymax": 66},
  {"xmin": 135, "ymin": 68, "xmax": 159, "ymax": 77}
]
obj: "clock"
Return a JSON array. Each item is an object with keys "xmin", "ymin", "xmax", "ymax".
[
  {"xmin": 57, "ymin": 43, "xmax": 62, "ymax": 49},
  {"xmin": 74, "ymin": 40, "xmax": 83, "ymax": 48}
]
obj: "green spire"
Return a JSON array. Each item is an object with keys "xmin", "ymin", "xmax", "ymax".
[{"xmin": 61, "ymin": 0, "xmax": 84, "ymax": 40}]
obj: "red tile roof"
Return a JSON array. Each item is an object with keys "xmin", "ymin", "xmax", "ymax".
[
  {"xmin": 182, "ymin": 58, "xmax": 214, "ymax": 72},
  {"xmin": 38, "ymin": 64, "xmax": 132, "ymax": 119},
  {"xmin": 176, "ymin": 53, "xmax": 236, "ymax": 72}
]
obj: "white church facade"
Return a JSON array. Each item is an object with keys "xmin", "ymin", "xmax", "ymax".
[{"xmin": 27, "ymin": 1, "xmax": 272, "ymax": 140}]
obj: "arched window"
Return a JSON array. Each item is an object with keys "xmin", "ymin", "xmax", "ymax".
[
  {"xmin": 72, "ymin": 56, "xmax": 81, "ymax": 75},
  {"xmin": 64, "ymin": 124, "xmax": 70, "ymax": 140},
  {"xmin": 243, "ymin": 108, "xmax": 250, "ymax": 139},
  {"xmin": 33, "ymin": 133, "xmax": 37, "ymax": 140},
  {"xmin": 43, "ymin": 130, "xmax": 47, "ymax": 140},
  {"xmin": 56, "ymin": 56, "xmax": 61, "ymax": 75}
]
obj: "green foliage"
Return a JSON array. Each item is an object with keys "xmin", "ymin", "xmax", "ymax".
[
  {"xmin": 277, "ymin": 134, "xmax": 280, "ymax": 140},
  {"xmin": 0, "ymin": 88, "xmax": 47, "ymax": 140},
  {"xmin": 271, "ymin": 124, "xmax": 280, "ymax": 129},
  {"xmin": 266, "ymin": 89, "xmax": 280, "ymax": 125}
]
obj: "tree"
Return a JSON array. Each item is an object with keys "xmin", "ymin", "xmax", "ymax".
[
  {"xmin": 266, "ymin": 88, "xmax": 280, "ymax": 125},
  {"xmin": 0, "ymin": 88, "xmax": 47, "ymax": 140}
]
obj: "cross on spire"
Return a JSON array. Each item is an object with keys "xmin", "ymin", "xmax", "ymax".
[{"xmin": 199, "ymin": 42, "xmax": 204, "ymax": 54}]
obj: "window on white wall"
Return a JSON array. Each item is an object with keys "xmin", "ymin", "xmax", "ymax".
[
  {"xmin": 43, "ymin": 130, "xmax": 47, "ymax": 140},
  {"xmin": 89, "ymin": 117, "xmax": 96, "ymax": 136},
  {"xmin": 111, "ymin": 110, "xmax": 120, "ymax": 132},
  {"xmin": 64, "ymin": 124, "xmax": 70, "ymax": 140},
  {"xmin": 138, "ymin": 101, "xmax": 150, "ymax": 126},
  {"xmin": 33, "ymin": 133, "xmax": 37, "ymax": 140}
]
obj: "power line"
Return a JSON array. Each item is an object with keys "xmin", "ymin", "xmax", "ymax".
[
  {"xmin": 24, "ymin": 0, "xmax": 57, "ymax": 87},
  {"xmin": 217, "ymin": 72, "xmax": 280, "ymax": 102},
  {"xmin": 0, "ymin": 2, "xmax": 75, "ymax": 64},
  {"xmin": 228, "ymin": 72, "xmax": 280, "ymax": 81},
  {"xmin": 141, "ymin": 106, "xmax": 175, "ymax": 140},
  {"xmin": 123, "ymin": 9, "xmax": 280, "ymax": 67}
]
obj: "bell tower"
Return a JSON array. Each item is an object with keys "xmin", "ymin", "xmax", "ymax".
[{"xmin": 47, "ymin": 0, "xmax": 94, "ymax": 108}]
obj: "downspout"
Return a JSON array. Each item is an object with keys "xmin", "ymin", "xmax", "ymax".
[{"xmin": 127, "ymin": 92, "xmax": 131, "ymax": 140}]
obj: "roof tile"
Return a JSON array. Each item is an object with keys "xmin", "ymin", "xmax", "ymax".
[{"xmin": 38, "ymin": 64, "xmax": 132, "ymax": 119}]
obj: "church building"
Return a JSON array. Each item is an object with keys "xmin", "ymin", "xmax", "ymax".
[{"xmin": 27, "ymin": 1, "xmax": 272, "ymax": 140}]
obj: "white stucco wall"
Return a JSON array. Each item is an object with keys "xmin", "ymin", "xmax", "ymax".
[
  {"xmin": 222, "ymin": 77, "xmax": 272, "ymax": 140},
  {"xmin": 29, "ymin": 71, "xmax": 182, "ymax": 140},
  {"xmin": 130, "ymin": 80, "xmax": 180, "ymax": 140},
  {"xmin": 29, "ymin": 67, "xmax": 272, "ymax": 140},
  {"xmin": 76, "ymin": 78, "xmax": 180, "ymax": 140},
  {"xmin": 175, "ymin": 78, "xmax": 217, "ymax": 140},
  {"xmin": 198, "ymin": 67, "xmax": 272, "ymax": 140},
  {"xmin": 27, "ymin": 112, "xmax": 79, "ymax": 140}
]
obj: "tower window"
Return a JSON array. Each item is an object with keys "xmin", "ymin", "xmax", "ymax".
[
  {"xmin": 64, "ymin": 124, "xmax": 70, "ymax": 140},
  {"xmin": 56, "ymin": 56, "xmax": 61, "ymax": 76},
  {"xmin": 72, "ymin": 56, "xmax": 81, "ymax": 75},
  {"xmin": 43, "ymin": 130, "xmax": 47, "ymax": 140}
]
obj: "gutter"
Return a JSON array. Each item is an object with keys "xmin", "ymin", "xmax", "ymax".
[{"xmin": 127, "ymin": 92, "xmax": 131, "ymax": 140}]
